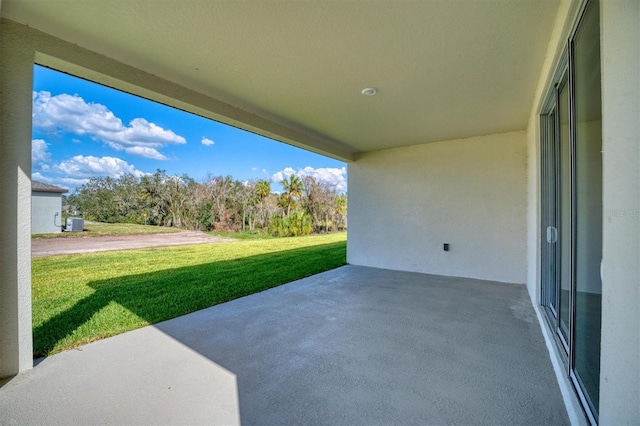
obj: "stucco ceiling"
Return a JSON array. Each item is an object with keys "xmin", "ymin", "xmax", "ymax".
[{"xmin": 2, "ymin": 0, "xmax": 560, "ymax": 159}]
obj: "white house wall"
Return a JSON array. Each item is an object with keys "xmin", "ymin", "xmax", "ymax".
[
  {"xmin": 31, "ymin": 192, "xmax": 63, "ymax": 234},
  {"xmin": 348, "ymin": 131, "xmax": 527, "ymax": 284},
  {"xmin": 599, "ymin": 0, "xmax": 639, "ymax": 422}
]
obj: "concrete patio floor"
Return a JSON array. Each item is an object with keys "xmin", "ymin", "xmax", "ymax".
[{"xmin": 0, "ymin": 265, "xmax": 569, "ymax": 425}]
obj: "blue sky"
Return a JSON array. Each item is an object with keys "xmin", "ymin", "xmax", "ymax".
[{"xmin": 31, "ymin": 65, "xmax": 346, "ymax": 193}]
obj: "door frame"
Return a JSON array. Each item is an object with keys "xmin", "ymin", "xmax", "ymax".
[{"xmin": 539, "ymin": 0, "xmax": 601, "ymax": 423}]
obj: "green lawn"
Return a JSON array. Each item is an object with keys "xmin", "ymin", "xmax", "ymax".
[
  {"xmin": 32, "ymin": 232, "xmax": 347, "ymax": 357},
  {"xmin": 32, "ymin": 222, "xmax": 183, "ymax": 239},
  {"xmin": 207, "ymin": 230, "xmax": 275, "ymax": 240}
]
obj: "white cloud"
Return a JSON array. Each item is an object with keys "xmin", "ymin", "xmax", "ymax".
[
  {"xmin": 271, "ymin": 166, "xmax": 347, "ymax": 192},
  {"xmin": 271, "ymin": 167, "xmax": 296, "ymax": 184},
  {"xmin": 124, "ymin": 146, "xmax": 167, "ymax": 160},
  {"xmin": 55, "ymin": 155, "xmax": 146, "ymax": 179},
  {"xmin": 32, "ymin": 91, "xmax": 186, "ymax": 160},
  {"xmin": 201, "ymin": 137, "xmax": 215, "ymax": 146},
  {"xmin": 32, "ymin": 139, "xmax": 51, "ymax": 166},
  {"xmin": 33, "ymin": 155, "xmax": 148, "ymax": 191}
]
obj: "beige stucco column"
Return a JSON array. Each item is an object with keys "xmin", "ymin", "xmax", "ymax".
[
  {"xmin": 599, "ymin": 0, "xmax": 640, "ymax": 423},
  {"xmin": 0, "ymin": 17, "xmax": 34, "ymax": 378}
]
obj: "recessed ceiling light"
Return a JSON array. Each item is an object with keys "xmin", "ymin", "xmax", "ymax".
[{"xmin": 361, "ymin": 87, "xmax": 377, "ymax": 96}]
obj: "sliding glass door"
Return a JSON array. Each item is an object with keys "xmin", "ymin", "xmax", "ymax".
[
  {"xmin": 540, "ymin": 0, "xmax": 601, "ymax": 423},
  {"xmin": 571, "ymin": 0, "xmax": 602, "ymax": 415}
]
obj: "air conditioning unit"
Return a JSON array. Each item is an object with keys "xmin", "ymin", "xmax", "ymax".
[{"xmin": 65, "ymin": 217, "xmax": 84, "ymax": 232}]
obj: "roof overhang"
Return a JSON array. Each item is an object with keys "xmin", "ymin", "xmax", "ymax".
[
  {"xmin": 32, "ymin": 180, "xmax": 69, "ymax": 194},
  {"xmin": 1, "ymin": 0, "xmax": 561, "ymax": 160}
]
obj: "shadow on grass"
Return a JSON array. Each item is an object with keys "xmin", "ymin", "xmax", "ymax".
[{"xmin": 33, "ymin": 241, "xmax": 346, "ymax": 358}]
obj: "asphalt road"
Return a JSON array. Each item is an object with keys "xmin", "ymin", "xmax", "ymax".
[{"xmin": 32, "ymin": 231, "xmax": 235, "ymax": 257}]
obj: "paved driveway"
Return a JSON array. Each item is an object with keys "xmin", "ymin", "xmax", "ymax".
[{"xmin": 32, "ymin": 231, "xmax": 235, "ymax": 257}]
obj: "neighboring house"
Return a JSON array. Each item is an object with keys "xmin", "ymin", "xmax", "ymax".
[
  {"xmin": 31, "ymin": 180, "xmax": 67, "ymax": 234},
  {"xmin": 0, "ymin": 1, "xmax": 637, "ymax": 424}
]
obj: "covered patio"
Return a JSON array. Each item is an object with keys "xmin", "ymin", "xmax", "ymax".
[
  {"xmin": 2, "ymin": 0, "xmax": 639, "ymax": 423},
  {"xmin": 0, "ymin": 266, "xmax": 568, "ymax": 425}
]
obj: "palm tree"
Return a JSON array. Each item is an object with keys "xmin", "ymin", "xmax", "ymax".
[
  {"xmin": 254, "ymin": 180, "xmax": 271, "ymax": 200},
  {"xmin": 281, "ymin": 174, "xmax": 303, "ymax": 216},
  {"xmin": 253, "ymin": 180, "xmax": 271, "ymax": 229}
]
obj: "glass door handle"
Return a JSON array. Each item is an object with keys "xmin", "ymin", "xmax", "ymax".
[
  {"xmin": 546, "ymin": 226, "xmax": 558, "ymax": 243},
  {"xmin": 600, "ymin": 258, "xmax": 604, "ymax": 282}
]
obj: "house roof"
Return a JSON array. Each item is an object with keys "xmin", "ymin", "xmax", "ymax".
[
  {"xmin": 2, "ymin": 1, "xmax": 560, "ymax": 160},
  {"xmin": 32, "ymin": 180, "xmax": 68, "ymax": 194}
]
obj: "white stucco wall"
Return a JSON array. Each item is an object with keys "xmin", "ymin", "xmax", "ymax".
[
  {"xmin": 599, "ymin": 0, "xmax": 639, "ymax": 423},
  {"xmin": 31, "ymin": 192, "xmax": 63, "ymax": 234},
  {"xmin": 348, "ymin": 131, "xmax": 527, "ymax": 284}
]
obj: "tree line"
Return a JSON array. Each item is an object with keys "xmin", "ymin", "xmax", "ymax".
[{"xmin": 64, "ymin": 169, "xmax": 347, "ymax": 236}]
